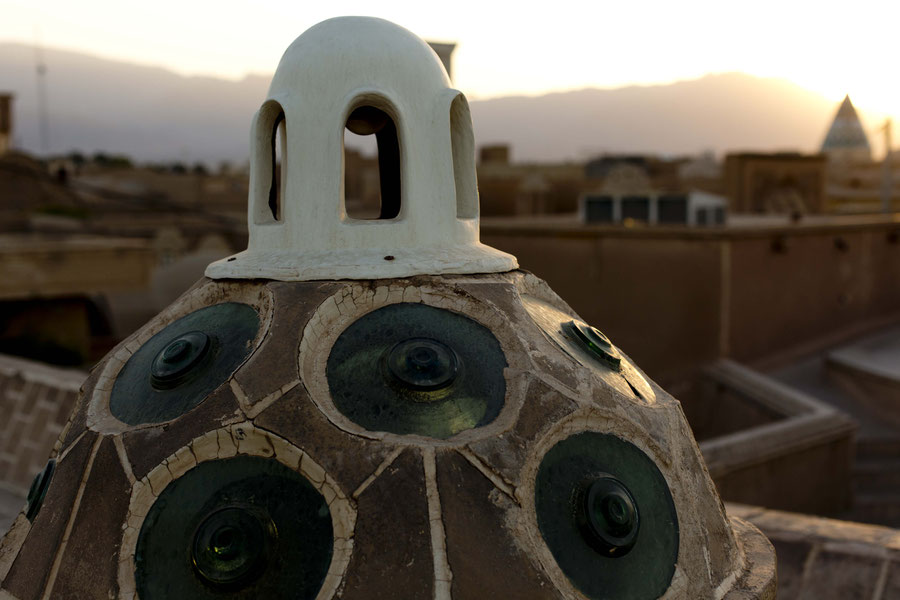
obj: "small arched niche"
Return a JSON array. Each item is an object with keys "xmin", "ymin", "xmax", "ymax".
[
  {"xmin": 343, "ymin": 97, "xmax": 402, "ymax": 220},
  {"xmin": 450, "ymin": 94, "xmax": 477, "ymax": 219},
  {"xmin": 252, "ymin": 100, "xmax": 287, "ymax": 225}
]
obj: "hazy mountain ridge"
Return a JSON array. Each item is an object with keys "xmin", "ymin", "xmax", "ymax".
[
  {"xmin": 471, "ymin": 74, "xmax": 837, "ymax": 160},
  {"xmin": 1, "ymin": 43, "xmax": 843, "ymax": 163}
]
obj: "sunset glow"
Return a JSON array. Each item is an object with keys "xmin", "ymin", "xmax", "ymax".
[{"xmin": 2, "ymin": 0, "xmax": 897, "ymax": 149}]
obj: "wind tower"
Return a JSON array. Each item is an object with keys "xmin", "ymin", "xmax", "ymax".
[{"xmin": 0, "ymin": 94, "xmax": 12, "ymax": 155}]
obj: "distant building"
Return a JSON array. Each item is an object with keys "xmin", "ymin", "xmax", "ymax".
[
  {"xmin": 343, "ymin": 147, "xmax": 381, "ymax": 218},
  {"xmin": 0, "ymin": 94, "xmax": 11, "ymax": 155},
  {"xmin": 477, "ymin": 150, "xmax": 725, "ymax": 220},
  {"xmin": 479, "ymin": 144, "xmax": 510, "ymax": 165},
  {"xmin": 678, "ymin": 151, "xmax": 724, "ymax": 195},
  {"xmin": 580, "ymin": 162, "xmax": 725, "ymax": 225},
  {"xmin": 819, "ymin": 96, "xmax": 898, "ymax": 213},
  {"xmin": 0, "ymin": 151, "xmax": 84, "ymax": 230},
  {"xmin": 584, "ymin": 154, "xmax": 684, "ymax": 191},
  {"xmin": 821, "ymin": 95, "xmax": 872, "ymax": 164},
  {"xmin": 825, "ymin": 152, "xmax": 900, "ymax": 213},
  {"xmin": 580, "ymin": 189, "xmax": 726, "ymax": 226},
  {"xmin": 476, "ymin": 144, "xmax": 584, "ymax": 216},
  {"xmin": 724, "ymin": 152, "xmax": 827, "ymax": 214}
]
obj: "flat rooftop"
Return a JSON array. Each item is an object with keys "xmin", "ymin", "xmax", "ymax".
[
  {"xmin": 0, "ymin": 233, "xmax": 154, "ymax": 300},
  {"xmin": 482, "ymin": 211, "xmax": 900, "ymax": 238},
  {"xmin": 772, "ymin": 324, "xmax": 900, "ymax": 441}
]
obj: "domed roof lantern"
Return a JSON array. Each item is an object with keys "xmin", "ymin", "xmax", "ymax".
[{"xmin": 206, "ymin": 17, "xmax": 517, "ymax": 281}]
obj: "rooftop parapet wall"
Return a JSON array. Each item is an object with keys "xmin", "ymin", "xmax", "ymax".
[
  {"xmin": 0, "ymin": 235, "xmax": 155, "ymax": 301},
  {"xmin": 699, "ymin": 361, "xmax": 856, "ymax": 515},
  {"xmin": 728, "ymin": 503, "xmax": 900, "ymax": 600}
]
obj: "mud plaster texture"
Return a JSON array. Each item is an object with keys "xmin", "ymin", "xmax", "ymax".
[{"xmin": 1, "ymin": 272, "xmax": 775, "ymax": 599}]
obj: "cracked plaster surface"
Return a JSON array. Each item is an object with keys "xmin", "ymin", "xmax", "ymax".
[{"xmin": 3, "ymin": 272, "xmax": 775, "ymax": 599}]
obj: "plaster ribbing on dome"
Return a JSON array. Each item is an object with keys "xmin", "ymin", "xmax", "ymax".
[
  {"xmin": 206, "ymin": 17, "xmax": 517, "ymax": 282},
  {"xmin": 821, "ymin": 95, "xmax": 872, "ymax": 162}
]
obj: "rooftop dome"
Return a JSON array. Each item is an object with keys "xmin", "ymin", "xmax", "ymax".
[{"xmin": 1, "ymin": 17, "xmax": 775, "ymax": 600}]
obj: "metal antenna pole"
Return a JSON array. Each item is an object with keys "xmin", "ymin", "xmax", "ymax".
[{"xmin": 34, "ymin": 27, "xmax": 50, "ymax": 155}]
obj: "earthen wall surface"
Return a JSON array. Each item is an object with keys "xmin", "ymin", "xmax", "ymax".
[
  {"xmin": 730, "ymin": 503, "xmax": 900, "ymax": 600},
  {"xmin": 482, "ymin": 220, "xmax": 900, "ymax": 389}
]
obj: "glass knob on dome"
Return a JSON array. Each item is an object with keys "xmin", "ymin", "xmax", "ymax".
[
  {"xmin": 150, "ymin": 331, "xmax": 211, "ymax": 389},
  {"xmin": 576, "ymin": 475, "xmax": 640, "ymax": 557},
  {"xmin": 385, "ymin": 338, "xmax": 459, "ymax": 391},
  {"xmin": 563, "ymin": 320, "xmax": 621, "ymax": 371},
  {"xmin": 191, "ymin": 505, "xmax": 277, "ymax": 589}
]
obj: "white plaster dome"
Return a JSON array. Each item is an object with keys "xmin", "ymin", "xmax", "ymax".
[
  {"xmin": 206, "ymin": 16, "xmax": 517, "ymax": 282},
  {"xmin": 270, "ymin": 17, "xmax": 450, "ymax": 101}
]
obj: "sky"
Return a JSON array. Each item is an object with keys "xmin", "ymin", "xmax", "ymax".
[{"xmin": 2, "ymin": 0, "xmax": 897, "ymax": 128}]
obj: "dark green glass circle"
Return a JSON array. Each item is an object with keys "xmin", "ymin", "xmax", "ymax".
[
  {"xmin": 151, "ymin": 331, "xmax": 211, "ymax": 389},
  {"xmin": 578, "ymin": 476, "xmax": 639, "ymax": 556},
  {"xmin": 25, "ymin": 458, "xmax": 55, "ymax": 522},
  {"xmin": 110, "ymin": 303, "xmax": 260, "ymax": 426},
  {"xmin": 535, "ymin": 432, "xmax": 678, "ymax": 599},
  {"xmin": 385, "ymin": 338, "xmax": 459, "ymax": 391},
  {"xmin": 136, "ymin": 456, "xmax": 333, "ymax": 599},
  {"xmin": 326, "ymin": 303, "xmax": 507, "ymax": 439},
  {"xmin": 192, "ymin": 506, "xmax": 276, "ymax": 589},
  {"xmin": 563, "ymin": 320, "xmax": 621, "ymax": 371}
]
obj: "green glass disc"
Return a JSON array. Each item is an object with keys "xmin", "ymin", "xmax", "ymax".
[
  {"xmin": 110, "ymin": 303, "xmax": 260, "ymax": 426},
  {"xmin": 135, "ymin": 455, "xmax": 333, "ymax": 599},
  {"xmin": 326, "ymin": 303, "xmax": 507, "ymax": 439},
  {"xmin": 535, "ymin": 432, "xmax": 678, "ymax": 599}
]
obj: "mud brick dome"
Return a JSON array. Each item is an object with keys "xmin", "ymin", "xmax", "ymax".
[{"xmin": 0, "ymin": 17, "xmax": 775, "ymax": 600}]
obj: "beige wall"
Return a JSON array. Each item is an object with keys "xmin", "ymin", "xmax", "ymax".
[
  {"xmin": 482, "ymin": 227, "xmax": 724, "ymax": 386},
  {"xmin": 483, "ymin": 220, "xmax": 900, "ymax": 388},
  {"xmin": 728, "ymin": 227, "xmax": 900, "ymax": 362},
  {"xmin": 0, "ymin": 236, "xmax": 154, "ymax": 301}
]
